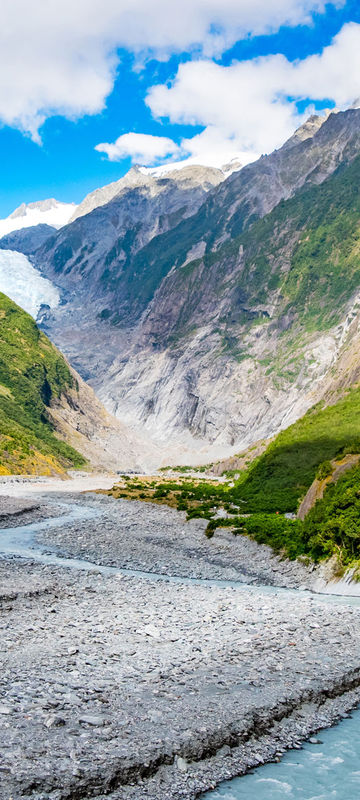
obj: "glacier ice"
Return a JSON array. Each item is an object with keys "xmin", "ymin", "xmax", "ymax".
[{"xmin": 0, "ymin": 250, "xmax": 60, "ymax": 319}]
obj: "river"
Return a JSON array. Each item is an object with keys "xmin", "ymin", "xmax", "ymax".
[
  {"xmin": 203, "ymin": 709, "xmax": 360, "ymax": 799},
  {"xmin": 0, "ymin": 490, "xmax": 360, "ymax": 800}
]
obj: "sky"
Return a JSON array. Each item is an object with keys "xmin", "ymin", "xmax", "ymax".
[{"xmin": 0, "ymin": 0, "xmax": 360, "ymax": 216}]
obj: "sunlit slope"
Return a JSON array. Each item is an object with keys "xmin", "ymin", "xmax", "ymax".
[
  {"xmin": 0, "ymin": 292, "xmax": 86, "ymax": 474},
  {"xmin": 236, "ymin": 386, "xmax": 360, "ymax": 512}
]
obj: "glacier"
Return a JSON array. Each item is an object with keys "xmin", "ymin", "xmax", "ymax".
[{"xmin": 0, "ymin": 250, "xmax": 60, "ymax": 319}]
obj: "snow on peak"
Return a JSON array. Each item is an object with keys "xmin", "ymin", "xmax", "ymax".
[
  {"xmin": 139, "ymin": 154, "xmax": 245, "ymax": 179},
  {"xmin": 0, "ymin": 250, "xmax": 60, "ymax": 319},
  {"xmin": 0, "ymin": 199, "xmax": 77, "ymax": 238}
]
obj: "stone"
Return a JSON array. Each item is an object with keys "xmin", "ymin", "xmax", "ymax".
[
  {"xmin": 0, "ymin": 704, "xmax": 12, "ymax": 715},
  {"xmin": 79, "ymin": 715, "xmax": 107, "ymax": 727},
  {"xmin": 176, "ymin": 756, "xmax": 188, "ymax": 772},
  {"xmin": 143, "ymin": 624, "xmax": 161, "ymax": 639},
  {"xmin": 45, "ymin": 715, "xmax": 66, "ymax": 728}
]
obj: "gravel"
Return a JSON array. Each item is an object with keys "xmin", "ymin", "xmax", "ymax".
[
  {"xmin": 1, "ymin": 491, "xmax": 360, "ymax": 800},
  {"xmin": 37, "ymin": 493, "xmax": 315, "ymax": 588}
]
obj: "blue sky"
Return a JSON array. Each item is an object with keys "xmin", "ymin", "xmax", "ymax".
[{"xmin": 0, "ymin": 0, "xmax": 359, "ymax": 217}]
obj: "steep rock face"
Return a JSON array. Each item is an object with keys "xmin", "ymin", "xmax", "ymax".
[
  {"xmin": 0, "ymin": 224, "xmax": 56, "ymax": 255},
  {"xmin": 34, "ymin": 108, "xmax": 360, "ymax": 463},
  {"xmin": 0, "ymin": 291, "xmax": 155, "ymax": 475},
  {"xmin": 49, "ymin": 365, "xmax": 160, "ymax": 473},
  {"xmin": 37, "ymin": 165, "xmax": 224, "ymax": 327}
]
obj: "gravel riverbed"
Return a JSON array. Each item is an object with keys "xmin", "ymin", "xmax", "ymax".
[{"xmin": 1, "ymin": 491, "xmax": 360, "ymax": 800}]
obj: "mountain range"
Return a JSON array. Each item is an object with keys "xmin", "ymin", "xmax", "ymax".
[
  {"xmin": 0, "ymin": 291, "xmax": 158, "ymax": 475},
  {"xmin": 2, "ymin": 105, "xmax": 360, "ymax": 469},
  {"xmin": 0, "ymin": 198, "xmax": 76, "ymax": 238}
]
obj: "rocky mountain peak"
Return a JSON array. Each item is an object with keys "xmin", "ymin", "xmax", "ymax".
[
  {"xmin": 9, "ymin": 198, "xmax": 60, "ymax": 218},
  {"xmin": 282, "ymin": 109, "xmax": 336, "ymax": 150},
  {"xmin": 70, "ymin": 161, "xmax": 226, "ymax": 223},
  {"xmin": 0, "ymin": 199, "xmax": 77, "ymax": 238}
]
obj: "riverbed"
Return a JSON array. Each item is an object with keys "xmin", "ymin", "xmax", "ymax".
[
  {"xmin": 1, "ymin": 485, "xmax": 360, "ymax": 799},
  {"xmin": 203, "ymin": 709, "xmax": 360, "ymax": 799}
]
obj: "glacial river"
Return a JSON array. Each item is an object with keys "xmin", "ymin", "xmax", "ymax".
[
  {"xmin": 203, "ymin": 709, "xmax": 360, "ymax": 800},
  {"xmin": 1, "ymin": 498, "xmax": 360, "ymax": 800}
]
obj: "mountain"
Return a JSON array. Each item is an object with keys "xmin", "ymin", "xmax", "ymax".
[
  {"xmin": 69, "ymin": 163, "xmax": 225, "ymax": 222},
  {"xmin": 0, "ymin": 292, "xmax": 157, "ymax": 475},
  {"xmin": 28, "ymin": 107, "xmax": 360, "ymax": 464},
  {"xmin": 0, "ymin": 198, "xmax": 77, "ymax": 238},
  {"xmin": 0, "ymin": 224, "xmax": 57, "ymax": 255},
  {"xmin": 34, "ymin": 162, "xmax": 226, "ymax": 390}
]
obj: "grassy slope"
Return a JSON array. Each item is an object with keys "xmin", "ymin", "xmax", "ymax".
[
  {"xmin": 234, "ymin": 153, "xmax": 360, "ymax": 333},
  {"xmin": 301, "ymin": 464, "xmax": 360, "ymax": 563},
  {"xmin": 116, "ymin": 151, "xmax": 360, "ymax": 345},
  {"xmin": 175, "ymin": 151, "xmax": 360, "ymax": 351},
  {"xmin": 235, "ymin": 386, "xmax": 360, "ymax": 512},
  {"xmin": 105, "ymin": 384, "xmax": 360, "ymax": 567},
  {"xmin": 0, "ymin": 292, "xmax": 86, "ymax": 474}
]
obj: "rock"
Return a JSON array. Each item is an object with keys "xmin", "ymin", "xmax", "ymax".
[
  {"xmin": 45, "ymin": 715, "xmax": 66, "ymax": 728},
  {"xmin": 0, "ymin": 704, "xmax": 12, "ymax": 715},
  {"xmin": 217, "ymin": 745, "xmax": 231, "ymax": 757},
  {"xmin": 143, "ymin": 624, "xmax": 161, "ymax": 639},
  {"xmin": 176, "ymin": 756, "xmax": 188, "ymax": 772},
  {"xmin": 79, "ymin": 715, "xmax": 107, "ymax": 727}
]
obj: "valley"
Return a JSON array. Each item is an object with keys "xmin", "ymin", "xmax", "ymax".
[
  {"xmin": 2, "ymin": 484, "xmax": 360, "ymax": 800},
  {"xmin": 2, "ymin": 101, "xmax": 360, "ymax": 800},
  {"xmin": 14, "ymin": 105, "xmax": 360, "ymax": 465}
]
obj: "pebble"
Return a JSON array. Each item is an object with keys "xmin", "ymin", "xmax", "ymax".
[
  {"xmin": 0, "ymin": 704, "xmax": 12, "ymax": 715},
  {"xmin": 0, "ymin": 492, "xmax": 360, "ymax": 800},
  {"xmin": 79, "ymin": 715, "xmax": 107, "ymax": 727}
]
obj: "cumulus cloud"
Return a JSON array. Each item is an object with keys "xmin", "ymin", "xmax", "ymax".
[
  {"xmin": 0, "ymin": 0, "xmax": 345, "ymax": 138},
  {"xmin": 144, "ymin": 22, "xmax": 360, "ymax": 161},
  {"xmin": 95, "ymin": 132, "xmax": 180, "ymax": 163}
]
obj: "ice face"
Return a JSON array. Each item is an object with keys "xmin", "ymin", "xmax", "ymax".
[{"xmin": 0, "ymin": 250, "xmax": 60, "ymax": 319}]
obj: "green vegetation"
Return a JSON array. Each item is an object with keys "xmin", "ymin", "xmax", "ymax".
[
  {"xmin": 0, "ymin": 292, "xmax": 86, "ymax": 474},
  {"xmin": 235, "ymin": 386, "xmax": 360, "ymax": 513},
  {"xmin": 205, "ymin": 514, "xmax": 305, "ymax": 561},
  {"xmin": 104, "ymin": 382, "xmax": 360, "ymax": 570},
  {"xmin": 126, "ymin": 151, "xmax": 360, "ymax": 354},
  {"xmin": 302, "ymin": 465, "xmax": 360, "ymax": 564}
]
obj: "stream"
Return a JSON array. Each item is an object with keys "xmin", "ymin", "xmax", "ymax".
[
  {"xmin": 1, "ymin": 497, "xmax": 360, "ymax": 800},
  {"xmin": 203, "ymin": 710, "xmax": 360, "ymax": 799}
]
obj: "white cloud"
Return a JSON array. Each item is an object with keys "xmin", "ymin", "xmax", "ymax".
[
  {"xmin": 0, "ymin": 0, "xmax": 345, "ymax": 138},
  {"xmin": 95, "ymin": 132, "xmax": 180, "ymax": 163},
  {"xmin": 144, "ymin": 22, "xmax": 360, "ymax": 162},
  {"xmin": 179, "ymin": 129, "xmax": 260, "ymax": 170}
]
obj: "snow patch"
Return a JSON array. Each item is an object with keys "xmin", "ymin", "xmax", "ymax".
[
  {"xmin": 0, "ymin": 250, "xmax": 60, "ymax": 318},
  {"xmin": 0, "ymin": 199, "xmax": 77, "ymax": 238},
  {"xmin": 139, "ymin": 154, "xmax": 246, "ymax": 178}
]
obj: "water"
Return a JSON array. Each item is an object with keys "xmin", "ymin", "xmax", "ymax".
[
  {"xmin": 203, "ymin": 711, "xmax": 360, "ymax": 799},
  {"xmin": 1, "ymin": 500, "xmax": 360, "ymax": 599},
  {"xmin": 2, "ymin": 498, "xmax": 360, "ymax": 799}
]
